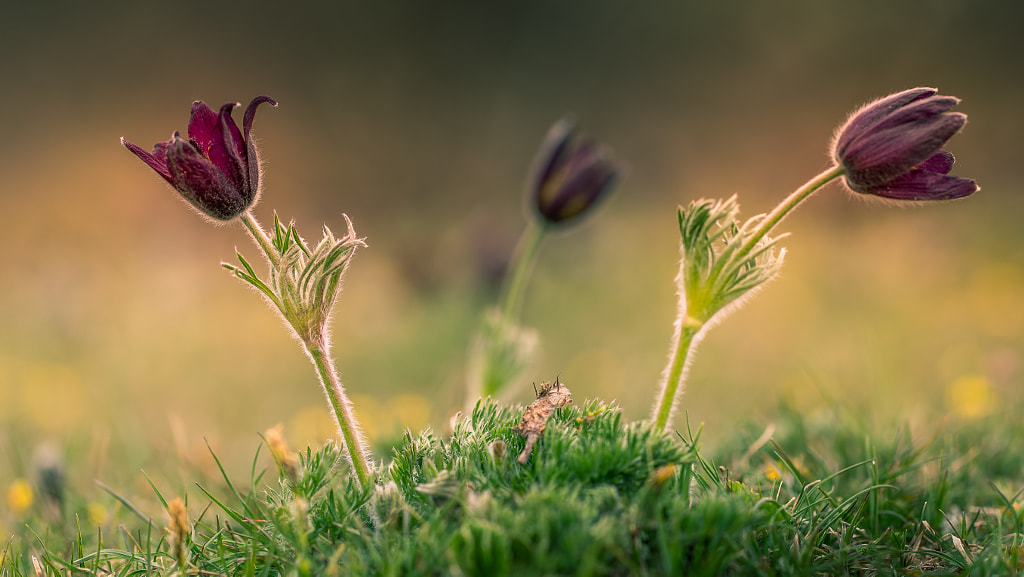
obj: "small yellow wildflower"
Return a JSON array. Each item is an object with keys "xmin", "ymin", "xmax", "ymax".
[
  {"xmin": 649, "ymin": 464, "xmax": 678, "ymax": 488},
  {"xmin": 390, "ymin": 393, "xmax": 431, "ymax": 432},
  {"xmin": 6, "ymin": 478, "xmax": 33, "ymax": 514},
  {"xmin": 265, "ymin": 423, "xmax": 299, "ymax": 484},
  {"xmin": 763, "ymin": 462, "xmax": 784, "ymax": 482},
  {"xmin": 87, "ymin": 502, "xmax": 108, "ymax": 526},
  {"xmin": 946, "ymin": 375, "xmax": 996, "ymax": 419},
  {"xmin": 167, "ymin": 497, "xmax": 189, "ymax": 568}
]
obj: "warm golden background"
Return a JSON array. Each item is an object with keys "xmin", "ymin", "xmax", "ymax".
[{"xmin": 2, "ymin": 2, "xmax": 1022, "ymax": 487}]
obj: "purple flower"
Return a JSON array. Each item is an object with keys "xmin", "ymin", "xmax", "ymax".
[
  {"xmin": 832, "ymin": 87, "xmax": 978, "ymax": 201},
  {"xmin": 529, "ymin": 118, "xmax": 621, "ymax": 225},
  {"xmin": 122, "ymin": 96, "xmax": 277, "ymax": 220}
]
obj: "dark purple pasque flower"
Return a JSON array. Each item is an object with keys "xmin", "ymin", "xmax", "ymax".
[
  {"xmin": 831, "ymin": 87, "xmax": 978, "ymax": 201},
  {"xmin": 528, "ymin": 118, "xmax": 621, "ymax": 225},
  {"xmin": 122, "ymin": 96, "xmax": 277, "ymax": 220}
]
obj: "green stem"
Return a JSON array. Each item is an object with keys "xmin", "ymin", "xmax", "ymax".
[
  {"xmin": 306, "ymin": 339, "xmax": 372, "ymax": 487},
  {"xmin": 653, "ymin": 166, "xmax": 845, "ymax": 431},
  {"xmin": 652, "ymin": 311, "xmax": 704, "ymax": 430},
  {"xmin": 238, "ymin": 211, "xmax": 370, "ymax": 486},
  {"xmin": 240, "ymin": 211, "xmax": 281, "ymax": 267},
  {"xmin": 736, "ymin": 165, "xmax": 844, "ymax": 262},
  {"xmin": 499, "ymin": 221, "xmax": 547, "ymax": 320}
]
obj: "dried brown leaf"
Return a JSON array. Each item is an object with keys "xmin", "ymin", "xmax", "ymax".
[{"xmin": 513, "ymin": 379, "xmax": 573, "ymax": 464}]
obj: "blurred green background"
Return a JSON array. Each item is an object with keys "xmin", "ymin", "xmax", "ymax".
[{"xmin": 2, "ymin": 0, "xmax": 1023, "ymax": 505}]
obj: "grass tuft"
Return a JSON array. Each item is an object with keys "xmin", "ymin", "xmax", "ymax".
[{"xmin": 5, "ymin": 398, "xmax": 1024, "ymax": 575}]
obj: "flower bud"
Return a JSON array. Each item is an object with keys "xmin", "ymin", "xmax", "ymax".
[
  {"xmin": 122, "ymin": 96, "xmax": 277, "ymax": 220},
  {"xmin": 167, "ymin": 497, "xmax": 190, "ymax": 567},
  {"xmin": 832, "ymin": 88, "xmax": 978, "ymax": 201},
  {"xmin": 528, "ymin": 118, "xmax": 621, "ymax": 225},
  {"xmin": 32, "ymin": 444, "xmax": 64, "ymax": 520},
  {"xmin": 264, "ymin": 423, "xmax": 300, "ymax": 485}
]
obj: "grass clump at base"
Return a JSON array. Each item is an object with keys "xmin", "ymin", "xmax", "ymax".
[{"xmin": 6, "ymin": 398, "xmax": 1024, "ymax": 575}]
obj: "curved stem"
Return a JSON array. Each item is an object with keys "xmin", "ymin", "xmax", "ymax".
[
  {"xmin": 499, "ymin": 221, "xmax": 547, "ymax": 321},
  {"xmin": 240, "ymin": 211, "xmax": 280, "ymax": 267},
  {"xmin": 653, "ymin": 166, "xmax": 845, "ymax": 430},
  {"xmin": 306, "ymin": 339, "xmax": 371, "ymax": 487},
  {"xmin": 737, "ymin": 165, "xmax": 844, "ymax": 262}
]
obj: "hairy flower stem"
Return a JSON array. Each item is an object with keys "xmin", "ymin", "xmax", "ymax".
[
  {"xmin": 306, "ymin": 341, "xmax": 372, "ymax": 486},
  {"xmin": 464, "ymin": 221, "xmax": 546, "ymax": 409},
  {"xmin": 238, "ymin": 211, "xmax": 371, "ymax": 487},
  {"xmin": 652, "ymin": 316, "xmax": 703, "ymax": 431},
  {"xmin": 499, "ymin": 221, "xmax": 547, "ymax": 321},
  {"xmin": 734, "ymin": 165, "xmax": 844, "ymax": 265},
  {"xmin": 652, "ymin": 166, "xmax": 845, "ymax": 431}
]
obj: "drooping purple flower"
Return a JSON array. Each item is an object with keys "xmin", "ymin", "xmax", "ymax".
[
  {"xmin": 831, "ymin": 87, "xmax": 978, "ymax": 201},
  {"xmin": 528, "ymin": 118, "xmax": 621, "ymax": 225},
  {"xmin": 122, "ymin": 96, "xmax": 277, "ymax": 220}
]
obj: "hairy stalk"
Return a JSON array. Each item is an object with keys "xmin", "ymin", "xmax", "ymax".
[
  {"xmin": 499, "ymin": 221, "xmax": 547, "ymax": 320},
  {"xmin": 726, "ymin": 166, "xmax": 843, "ymax": 275},
  {"xmin": 237, "ymin": 211, "xmax": 371, "ymax": 487},
  {"xmin": 464, "ymin": 221, "xmax": 547, "ymax": 408},
  {"xmin": 240, "ymin": 211, "xmax": 280, "ymax": 267},
  {"xmin": 652, "ymin": 314, "xmax": 703, "ymax": 431},
  {"xmin": 652, "ymin": 166, "xmax": 844, "ymax": 431},
  {"xmin": 306, "ymin": 340, "xmax": 371, "ymax": 486}
]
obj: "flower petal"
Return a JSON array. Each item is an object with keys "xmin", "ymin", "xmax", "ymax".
[
  {"xmin": 843, "ymin": 112, "xmax": 966, "ymax": 187},
  {"xmin": 867, "ymin": 169, "xmax": 979, "ymax": 201},
  {"xmin": 216, "ymin": 102, "xmax": 247, "ymax": 190},
  {"xmin": 242, "ymin": 96, "xmax": 277, "ymax": 196},
  {"xmin": 184, "ymin": 101, "xmax": 244, "ymax": 191},
  {"xmin": 187, "ymin": 100, "xmax": 220, "ymax": 151},
  {"xmin": 917, "ymin": 150, "xmax": 955, "ymax": 175},
  {"xmin": 834, "ymin": 88, "xmax": 936, "ymax": 158},
  {"xmin": 563, "ymin": 140, "xmax": 600, "ymax": 175},
  {"xmin": 528, "ymin": 118, "xmax": 576, "ymax": 201},
  {"xmin": 121, "ymin": 136, "xmax": 174, "ymax": 184},
  {"xmin": 164, "ymin": 134, "xmax": 249, "ymax": 220},
  {"xmin": 242, "ymin": 96, "xmax": 278, "ymax": 143},
  {"xmin": 540, "ymin": 149, "xmax": 619, "ymax": 223},
  {"xmin": 868, "ymin": 95, "xmax": 960, "ymax": 133},
  {"xmin": 218, "ymin": 102, "xmax": 245, "ymax": 158}
]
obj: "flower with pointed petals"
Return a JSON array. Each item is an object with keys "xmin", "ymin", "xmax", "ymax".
[
  {"xmin": 832, "ymin": 87, "xmax": 978, "ymax": 201},
  {"xmin": 528, "ymin": 118, "xmax": 621, "ymax": 225},
  {"xmin": 122, "ymin": 96, "xmax": 277, "ymax": 220}
]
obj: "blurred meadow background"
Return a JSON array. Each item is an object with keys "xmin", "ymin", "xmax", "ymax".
[{"xmin": 3, "ymin": 0, "xmax": 1024, "ymax": 527}]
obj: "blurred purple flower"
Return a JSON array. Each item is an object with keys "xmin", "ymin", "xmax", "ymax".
[
  {"xmin": 529, "ymin": 118, "xmax": 621, "ymax": 225},
  {"xmin": 832, "ymin": 87, "xmax": 978, "ymax": 201},
  {"xmin": 122, "ymin": 96, "xmax": 277, "ymax": 220}
]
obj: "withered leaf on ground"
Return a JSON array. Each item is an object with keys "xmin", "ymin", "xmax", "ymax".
[{"xmin": 513, "ymin": 379, "xmax": 573, "ymax": 464}]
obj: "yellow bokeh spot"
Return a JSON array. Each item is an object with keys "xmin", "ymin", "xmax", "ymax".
[
  {"xmin": 17, "ymin": 362, "xmax": 88, "ymax": 432},
  {"xmin": 762, "ymin": 462, "xmax": 783, "ymax": 482},
  {"xmin": 87, "ymin": 502, "xmax": 108, "ymax": 526},
  {"xmin": 350, "ymin": 394, "xmax": 387, "ymax": 441},
  {"xmin": 389, "ymin": 393, "xmax": 431, "ymax": 432},
  {"xmin": 565, "ymin": 348, "xmax": 626, "ymax": 400},
  {"xmin": 946, "ymin": 375, "xmax": 996, "ymax": 419},
  {"xmin": 6, "ymin": 479, "xmax": 34, "ymax": 514},
  {"xmin": 969, "ymin": 264, "xmax": 1024, "ymax": 338},
  {"xmin": 287, "ymin": 406, "xmax": 336, "ymax": 447},
  {"xmin": 287, "ymin": 394, "xmax": 433, "ymax": 447}
]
